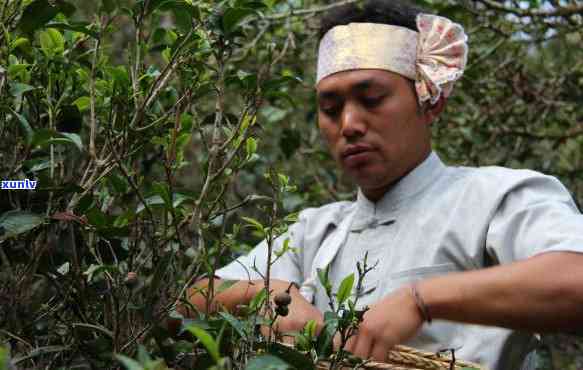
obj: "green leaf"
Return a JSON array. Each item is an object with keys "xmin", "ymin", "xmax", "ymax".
[
  {"xmin": 60, "ymin": 133, "xmax": 84, "ymax": 151},
  {"xmin": 9, "ymin": 82, "xmax": 35, "ymax": 100},
  {"xmin": 236, "ymin": 1, "xmax": 268, "ymax": 10},
  {"xmin": 46, "ymin": 22, "xmax": 99, "ymax": 38},
  {"xmin": 222, "ymin": 7, "xmax": 256, "ymax": 34},
  {"xmin": 246, "ymin": 137, "xmax": 257, "ymax": 158},
  {"xmin": 171, "ymin": 3, "xmax": 197, "ymax": 32},
  {"xmin": 29, "ymin": 160, "xmax": 51, "ymax": 173},
  {"xmin": 336, "ymin": 273, "xmax": 354, "ymax": 305},
  {"xmin": 12, "ymin": 346, "xmax": 69, "ymax": 366},
  {"xmin": 316, "ymin": 266, "xmax": 332, "ymax": 298},
  {"xmin": 0, "ymin": 345, "xmax": 10, "ymax": 370},
  {"xmin": 136, "ymin": 195, "xmax": 164, "ymax": 213},
  {"xmin": 39, "ymin": 28, "xmax": 65, "ymax": 57},
  {"xmin": 85, "ymin": 207, "xmax": 108, "ymax": 228},
  {"xmin": 245, "ymin": 354, "xmax": 291, "ymax": 370},
  {"xmin": 101, "ymin": 0, "xmax": 117, "ymax": 14},
  {"xmin": 268, "ymin": 342, "xmax": 315, "ymax": 370},
  {"xmin": 280, "ymin": 128, "xmax": 301, "ymax": 158},
  {"xmin": 32, "ymin": 129, "xmax": 83, "ymax": 151},
  {"xmin": 18, "ymin": 0, "xmax": 76, "ymax": 34},
  {"xmin": 7, "ymin": 64, "xmax": 28, "ymax": 78},
  {"xmin": 137, "ymin": 345, "xmax": 152, "ymax": 365},
  {"xmin": 249, "ymin": 287, "xmax": 267, "ymax": 311},
  {"xmin": 73, "ymin": 96, "xmax": 91, "ymax": 112},
  {"xmin": 241, "ymin": 216, "xmax": 265, "ymax": 233},
  {"xmin": 0, "ymin": 211, "xmax": 44, "ymax": 240},
  {"xmin": 316, "ymin": 314, "xmax": 339, "ymax": 357},
  {"xmin": 106, "ymin": 66, "xmax": 130, "ymax": 88},
  {"xmin": 304, "ymin": 319, "xmax": 318, "ymax": 338},
  {"xmin": 185, "ymin": 326, "xmax": 220, "ymax": 363},
  {"xmin": 215, "ymin": 279, "xmax": 237, "ymax": 294},
  {"xmin": 83, "ymin": 264, "xmax": 117, "ymax": 283},
  {"xmin": 115, "ymin": 354, "xmax": 144, "ymax": 370},
  {"xmin": 136, "ymin": 193, "xmax": 191, "ymax": 214},
  {"xmin": 10, "ymin": 37, "xmax": 31, "ymax": 51},
  {"xmin": 217, "ymin": 312, "xmax": 247, "ymax": 338},
  {"xmin": 9, "ymin": 108, "xmax": 33, "ymax": 143}
]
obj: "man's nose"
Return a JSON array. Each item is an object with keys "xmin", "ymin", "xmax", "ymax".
[{"xmin": 340, "ymin": 102, "xmax": 367, "ymax": 139}]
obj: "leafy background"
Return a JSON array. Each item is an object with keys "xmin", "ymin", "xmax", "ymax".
[{"xmin": 0, "ymin": 0, "xmax": 582, "ymax": 369}]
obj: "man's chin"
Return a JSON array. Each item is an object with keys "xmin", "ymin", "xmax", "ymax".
[{"xmin": 347, "ymin": 169, "xmax": 393, "ymax": 189}]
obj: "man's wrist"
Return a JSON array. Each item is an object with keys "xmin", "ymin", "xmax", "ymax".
[{"xmin": 410, "ymin": 283, "xmax": 432, "ymax": 323}]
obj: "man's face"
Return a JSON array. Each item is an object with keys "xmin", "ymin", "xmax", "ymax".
[{"xmin": 316, "ymin": 69, "xmax": 433, "ymax": 200}]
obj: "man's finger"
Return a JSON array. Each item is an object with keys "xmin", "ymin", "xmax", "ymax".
[
  {"xmin": 371, "ymin": 341, "xmax": 388, "ymax": 362},
  {"xmin": 332, "ymin": 333, "xmax": 343, "ymax": 351},
  {"xmin": 352, "ymin": 332, "xmax": 373, "ymax": 359}
]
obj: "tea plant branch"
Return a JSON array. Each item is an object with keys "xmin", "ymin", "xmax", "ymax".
[
  {"xmin": 262, "ymin": 0, "xmax": 363, "ymax": 21},
  {"xmin": 120, "ymin": 323, "xmax": 153, "ymax": 352},
  {"xmin": 163, "ymin": 92, "xmax": 191, "ymax": 250},
  {"xmin": 232, "ymin": 21, "xmax": 270, "ymax": 62},
  {"xmin": 0, "ymin": 329, "xmax": 32, "ymax": 350},
  {"xmin": 132, "ymin": 87, "xmax": 193, "ymax": 132},
  {"xmin": 0, "ymin": 1, "xmax": 9, "ymax": 24},
  {"xmin": 187, "ymin": 46, "xmax": 227, "ymax": 275},
  {"xmin": 263, "ymin": 171, "xmax": 282, "ymax": 346},
  {"xmin": 218, "ymin": 103, "xmax": 254, "ymax": 152},
  {"xmin": 270, "ymin": 30, "xmax": 294, "ymax": 68},
  {"xmin": 89, "ymin": 19, "xmax": 103, "ymax": 159},
  {"xmin": 131, "ymin": 2, "xmax": 147, "ymax": 108},
  {"xmin": 209, "ymin": 116, "xmax": 257, "ymax": 183},
  {"xmin": 206, "ymin": 202, "xmax": 231, "ymax": 313},
  {"xmin": 475, "ymin": 0, "xmax": 583, "ymax": 18},
  {"xmin": 131, "ymin": 28, "xmax": 195, "ymax": 129},
  {"xmin": 0, "ymin": 0, "xmax": 21, "ymax": 35},
  {"xmin": 67, "ymin": 153, "xmax": 116, "ymax": 210},
  {"xmin": 208, "ymin": 195, "xmax": 272, "ymax": 221},
  {"xmin": 109, "ymin": 144, "xmax": 155, "ymax": 225}
]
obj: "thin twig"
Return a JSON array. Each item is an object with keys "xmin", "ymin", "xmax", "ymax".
[
  {"xmin": 89, "ymin": 22, "xmax": 102, "ymax": 159},
  {"xmin": 262, "ymin": 0, "xmax": 364, "ymax": 21},
  {"xmin": 475, "ymin": 0, "xmax": 583, "ymax": 18}
]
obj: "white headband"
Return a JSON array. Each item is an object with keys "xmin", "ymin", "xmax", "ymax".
[{"xmin": 316, "ymin": 14, "xmax": 469, "ymax": 105}]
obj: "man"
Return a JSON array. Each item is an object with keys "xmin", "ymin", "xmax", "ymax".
[{"xmin": 183, "ymin": 1, "xmax": 583, "ymax": 369}]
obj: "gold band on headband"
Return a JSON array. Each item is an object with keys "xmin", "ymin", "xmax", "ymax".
[{"xmin": 316, "ymin": 14, "xmax": 469, "ymax": 105}]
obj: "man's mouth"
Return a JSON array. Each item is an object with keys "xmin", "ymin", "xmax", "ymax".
[
  {"xmin": 341, "ymin": 144, "xmax": 375, "ymax": 167},
  {"xmin": 342, "ymin": 144, "xmax": 374, "ymax": 159}
]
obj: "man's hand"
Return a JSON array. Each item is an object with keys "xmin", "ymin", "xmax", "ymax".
[
  {"xmin": 345, "ymin": 286, "xmax": 424, "ymax": 361},
  {"xmin": 261, "ymin": 280, "xmax": 324, "ymax": 341}
]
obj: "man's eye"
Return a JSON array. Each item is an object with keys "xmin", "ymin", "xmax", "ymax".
[
  {"xmin": 361, "ymin": 96, "xmax": 383, "ymax": 108},
  {"xmin": 321, "ymin": 106, "xmax": 341, "ymax": 116}
]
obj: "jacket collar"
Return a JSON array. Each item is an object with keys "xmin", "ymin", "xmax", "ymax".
[{"xmin": 351, "ymin": 152, "xmax": 446, "ymax": 231}]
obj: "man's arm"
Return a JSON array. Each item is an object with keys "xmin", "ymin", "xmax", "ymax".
[
  {"xmin": 179, "ymin": 278, "xmax": 259, "ymax": 315},
  {"xmin": 347, "ymin": 251, "xmax": 583, "ymax": 360},
  {"xmin": 177, "ymin": 278, "xmax": 325, "ymax": 334},
  {"xmin": 421, "ymin": 251, "xmax": 583, "ymax": 331}
]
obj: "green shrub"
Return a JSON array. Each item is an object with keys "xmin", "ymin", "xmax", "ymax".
[{"xmin": 1, "ymin": 0, "xmax": 582, "ymax": 369}]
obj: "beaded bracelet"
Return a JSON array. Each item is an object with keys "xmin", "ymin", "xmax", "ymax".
[{"xmin": 411, "ymin": 283, "xmax": 432, "ymax": 324}]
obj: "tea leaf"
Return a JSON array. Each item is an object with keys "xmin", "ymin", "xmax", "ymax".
[
  {"xmin": 185, "ymin": 326, "xmax": 220, "ymax": 363},
  {"xmin": 0, "ymin": 211, "xmax": 44, "ymax": 240},
  {"xmin": 336, "ymin": 273, "xmax": 354, "ymax": 306}
]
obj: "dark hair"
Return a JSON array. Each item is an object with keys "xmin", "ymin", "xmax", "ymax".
[{"xmin": 318, "ymin": 0, "xmax": 428, "ymax": 40}]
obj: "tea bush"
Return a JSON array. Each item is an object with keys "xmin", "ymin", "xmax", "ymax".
[{"xmin": 0, "ymin": 0, "xmax": 582, "ymax": 369}]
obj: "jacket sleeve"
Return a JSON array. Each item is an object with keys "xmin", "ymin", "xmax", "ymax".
[
  {"xmin": 214, "ymin": 219, "xmax": 305, "ymax": 284},
  {"xmin": 486, "ymin": 172, "xmax": 583, "ymax": 263}
]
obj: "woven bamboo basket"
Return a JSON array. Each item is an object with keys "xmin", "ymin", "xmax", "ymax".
[{"xmin": 314, "ymin": 345, "xmax": 486, "ymax": 370}]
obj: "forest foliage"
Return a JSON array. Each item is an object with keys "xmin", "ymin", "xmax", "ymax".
[{"xmin": 0, "ymin": 0, "xmax": 582, "ymax": 369}]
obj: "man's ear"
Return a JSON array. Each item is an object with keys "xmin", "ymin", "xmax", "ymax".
[{"xmin": 422, "ymin": 96, "xmax": 447, "ymax": 126}]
